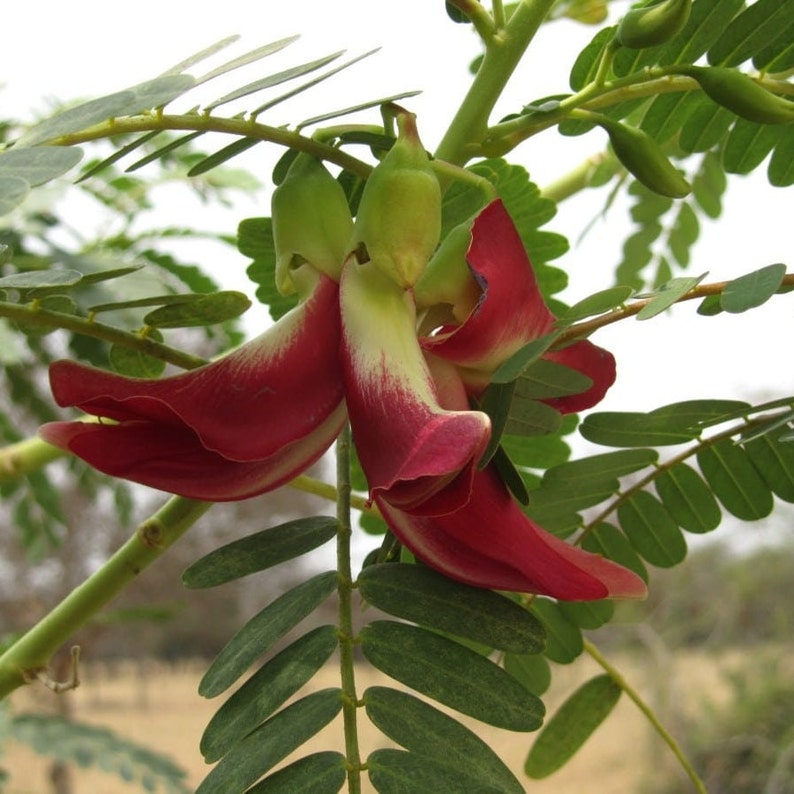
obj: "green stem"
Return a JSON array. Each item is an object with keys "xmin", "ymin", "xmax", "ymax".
[
  {"xmin": 335, "ymin": 426, "xmax": 363, "ymax": 791},
  {"xmin": 584, "ymin": 639, "xmax": 707, "ymax": 794},
  {"xmin": 0, "ymin": 496, "xmax": 212, "ymax": 699},
  {"xmin": 0, "ymin": 434, "xmax": 68, "ymax": 482},
  {"xmin": 539, "ymin": 150, "xmax": 617, "ymax": 203},
  {"xmin": 557, "ymin": 273, "xmax": 794, "ymax": 345},
  {"xmin": 289, "ymin": 473, "xmax": 374, "ymax": 515},
  {"xmin": 0, "ymin": 300, "xmax": 207, "ymax": 370},
  {"xmin": 48, "ymin": 114, "xmax": 372, "ymax": 179},
  {"xmin": 434, "ymin": 0, "xmax": 556, "ymax": 168}
]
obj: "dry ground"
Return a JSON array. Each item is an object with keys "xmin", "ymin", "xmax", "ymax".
[{"xmin": 2, "ymin": 647, "xmax": 751, "ymax": 793}]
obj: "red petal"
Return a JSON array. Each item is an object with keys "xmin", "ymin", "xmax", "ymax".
[
  {"xmin": 376, "ymin": 465, "xmax": 647, "ymax": 600},
  {"xmin": 40, "ymin": 403, "xmax": 346, "ymax": 501},
  {"xmin": 543, "ymin": 339, "xmax": 617, "ymax": 414},
  {"xmin": 421, "ymin": 199, "xmax": 554, "ymax": 376},
  {"xmin": 48, "ymin": 274, "xmax": 344, "ymax": 463},
  {"xmin": 420, "ymin": 200, "xmax": 617, "ymax": 412},
  {"xmin": 340, "ymin": 260, "xmax": 491, "ymax": 513}
]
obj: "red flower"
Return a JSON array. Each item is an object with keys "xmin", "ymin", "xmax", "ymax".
[{"xmin": 41, "ymin": 188, "xmax": 645, "ymax": 600}]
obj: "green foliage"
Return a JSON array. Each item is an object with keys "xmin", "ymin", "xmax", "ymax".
[
  {"xmin": 360, "ymin": 620, "xmax": 545, "ymax": 730},
  {"xmin": 200, "ymin": 625, "xmax": 339, "ymax": 763},
  {"xmin": 198, "ymin": 571, "xmax": 337, "ymax": 698},
  {"xmin": 183, "ymin": 516, "xmax": 338, "ymax": 588},
  {"xmin": 9, "ymin": 712, "xmax": 190, "ymax": 792},
  {"xmin": 358, "ymin": 563, "xmax": 546, "ymax": 653},
  {"xmin": 196, "ymin": 689, "xmax": 343, "ymax": 793},
  {"xmin": 365, "ymin": 687, "xmax": 525, "ymax": 794},
  {"xmin": 525, "ymin": 674, "xmax": 622, "ymax": 778}
]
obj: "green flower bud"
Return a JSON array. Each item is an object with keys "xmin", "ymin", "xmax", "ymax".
[
  {"xmin": 414, "ymin": 219, "xmax": 480, "ymax": 322},
  {"xmin": 685, "ymin": 66, "xmax": 794, "ymax": 126},
  {"xmin": 351, "ymin": 112, "xmax": 442, "ymax": 288},
  {"xmin": 598, "ymin": 117, "xmax": 691, "ymax": 198},
  {"xmin": 616, "ymin": 0, "xmax": 691, "ymax": 49},
  {"xmin": 271, "ymin": 153, "xmax": 353, "ymax": 295}
]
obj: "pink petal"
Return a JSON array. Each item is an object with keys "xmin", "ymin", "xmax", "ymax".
[
  {"xmin": 47, "ymin": 273, "xmax": 344, "ymax": 463},
  {"xmin": 376, "ymin": 465, "xmax": 647, "ymax": 600},
  {"xmin": 420, "ymin": 200, "xmax": 616, "ymax": 412},
  {"xmin": 340, "ymin": 260, "xmax": 491, "ymax": 513}
]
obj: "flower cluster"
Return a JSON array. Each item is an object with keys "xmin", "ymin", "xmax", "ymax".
[{"xmin": 41, "ymin": 115, "xmax": 645, "ymax": 601}]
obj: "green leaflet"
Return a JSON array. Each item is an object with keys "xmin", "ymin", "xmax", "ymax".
[
  {"xmin": 200, "ymin": 625, "xmax": 339, "ymax": 763},
  {"xmin": 691, "ymin": 150, "xmax": 727, "ymax": 219},
  {"xmin": 680, "ymin": 101, "xmax": 735, "ymax": 154},
  {"xmin": 0, "ymin": 269, "xmax": 83, "ymax": 291},
  {"xmin": 768, "ymin": 128, "xmax": 794, "ymax": 187},
  {"xmin": 707, "ymin": 0, "xmax": 794, "ymax": 68},
  {"xmin": 582, "ymin": 522, "xmax": 649, "ymax": 582},
  {"xmin": 504, "ymin": 651, "xmax": 552, "ymax": 696},
  {"xmin": 357, "ymin": 563, "xmax": 546, "ymax": 654},
  {"xmin": 246, "ymin": 752, "xmax": 346, "ymax": 793},
  {"xmin": 16, "ymin": 75, "xmax": 196, "ymax": 148},
  {"xmin": 238, "ymin": 217, "xmax": 300, "ymax": 320},
  {"xmin": 525, "ymin": 448, "xmax": 659, "ymax": 533},
  {"xmin": 580, "ymin": 411, "xmax": 698, "ymax": 447},
  {"xmin": 530, "ymin": 598, "xmax": 584, "ymax": 664},
  {"xmin": 654, "ymin": 462, "xmax": 722, "ymax": 533},
  {"xmin": 618, "ymin": 490, "xmax": 688, "ymax": 567},
  {"xmin": 204, "ymin": 50, "xmax": 344, "ymax": 112},
  {"xmin": 367, "ymin": 748, "xmax": 506, "ymax": 794},
  {"xmin": 0, "ymin": 146, "xmax": 83, "ymax": 187},
  {"xmin": 359, "ymin": 620, "xmax": 545, "ymax": 731},
  {"xmin": 183, "ymin": 516, "xmax": 338, "ymax": 588},
  {"xmin": 558, "ymin": 598, "xmax": 616, "ymax": 630},
  {"xmin": 0, "ymin": 176, "xmax": 30, "ymax": 215},
  {"xmin": 143, "ymin": 290, "xmax": 251, "ymax": 328},
  {"xmin": 745, "ymin": 426, "xmax": 794, "ymax": 503},
  {"xmin": 108, "ymin": 339, "xmax": 167, "ymax": 378},
  {"xmin": 636, "ymin": 274, "xmax": 706, "ymax": 319},
  {"xmin": 199, "ymin": 571, "xmax": 337, "ymax": 697},
  {"xmin": 720, "ymin": 263, "xmax": 787, "ymax": 314},
  {"xmin": 557, "ymin": 285, "xmax": 634, "ymax": 324},
  {"xmin": 525, "ymin": 675, "xmax": 622, "ymax": 779},
  {"xmin": 195, "ymin": 689, "xmax": 342, "ymax": 794},
  {"xmin": 187, "ymin": 138, "xmax": 260, "ymax": 177},
  {"xmin": 723, "ymin": 121, "xmax": 786, "ymax": 176},
  {"xmin": 698, "ymin": 440, "xmax": 774, "ymax": 520},
  {"xmin": 364, "ymin": 686, "xmax": 524, "ymax": 794}
]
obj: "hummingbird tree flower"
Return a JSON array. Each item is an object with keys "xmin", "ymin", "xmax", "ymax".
[
  {"xmin": 40, "ymin": 268, "xmax": 346, "ymax": 502},
  {"xmin": 40, "ymin": 124, "xmax": 644, "ymax": 600}
]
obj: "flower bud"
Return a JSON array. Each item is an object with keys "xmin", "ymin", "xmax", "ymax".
[
  {"xmin": 597, "ymin": 117, "xmax": 691, "ymax": 198},
  {"xmin": 414, "ymin": 218, "xmax": 481, "ymax": 323},
  {"xmin": 684, "ymin": 66, "xmax": 794, "ymax": 126},
  {"xmin": 616, "ymin": 0, "xmax": 691, "ymax": 50},
  {"xmin": 271, "ymin": 153, "xmax": 353, "ymax": 295},
  {"xmin": 350, "ymin": 112, "xmax": 441, "ymax": 288}
]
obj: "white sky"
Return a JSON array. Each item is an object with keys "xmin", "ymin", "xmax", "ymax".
[{"xmin": 2, "ymin": 0, "xmax": 791, "ymax": 415}]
